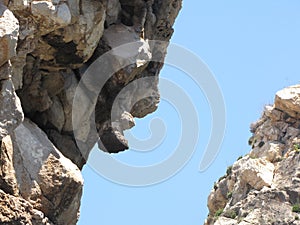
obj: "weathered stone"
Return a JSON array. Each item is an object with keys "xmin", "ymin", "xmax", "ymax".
[
  {"xmin": 0, "ymin": 190, "xmax": 54, "ymax": 225},
  {"xmin": 275, "ymin": 84, "xmax": 300, "ymax": 118},
  {"xmin": 99, "ymin": 128, "xmax": 129, "ymax": 153},
  {"xmin": 0, "ymin": 5, "xmax": 19, "ymax": 67},
  {"xmin": 250, "ymin": 141, "xmax": 284, "ymax": 163},
  {"xmin": 45, "ymin": 96, "xmax": 65, "ymax": 131},
  {"xmin": 58, "ymin": 70, "xmax": 78, "ymax": 132},
  {"xmin": 0, "ymin": 79, "xmax": 24, "ymax": 140},
  {"xmin": 239, "ymin": 158, "xmax": 274, "ymax": 190},
  {"xmin": 47, "ymin": 129, "xmax": 86, "ymax": 169},
  {"xmin": 106, "ymin": 0, "xmax": 121, "ymax": 26},
  {"xmin": 41, "ymin": 72, "xmax": 64, "ymax": 97},
  {"xmin": 205, "ymin": 85, "xmax": 300, "ymax": 224},
  {"xmin": 31, "ymin": 1, "xmax": 71, "ymax": 27},
  {"xmin": 35, "ymin": 0, "xmax": 106, "ymax": 68},
  {"xmin": 0, "ymin": 61, "xmax": 11, "ymax": 80},
  {"xmin": 31, "ymin": 1, "xmax": 56, "ymax": 18},
  {"xmin": 214, "ymin": 217, "xmax": 237, "ymax": 225},
  {"xmin": 0, "ymin": 136, "xmax": 18, "ymax": 196},
  {"xmin": 0, "ymin": 0, "xmax": 183, "ymax": 224},
  {"xmin": 103, "ymin": 24, "xmax": 152, "ymax": 70},
  {"xmin": 11, "ymin": 119, "xmax": 83, "ymax": 225},
  {"xmin": 120, "ymin": 111, "xmax": 135, "ymax": 130}
]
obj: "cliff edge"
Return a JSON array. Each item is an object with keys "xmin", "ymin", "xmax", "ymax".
[
  {"xmin": 0, "ymin": 0, "xmax": 182, "ymax": 224},
  {"xmin": 205, "ymin": 85, "xmax": 300, "ymax": 225}
]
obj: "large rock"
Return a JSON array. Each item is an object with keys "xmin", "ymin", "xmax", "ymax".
[
  {"xmin": 0, "ymin": 74, "xmax": 24, "ymax": 140},
  {"xmin": 7, "ymin": 119, "xmax": 83, "ymax": 225},
  {"xmin": 275, "ymin": 84, "xmax": 300, "ymax": 118},
  {"xmin": 237, "ymin": 158, "xmax": 274, "ymax": 190},
  {"xmin": 0, "ymin": 0, "xmax": 183, "ymax": 224},
  {"xmin": 0, "ymin": 5, "xmax": 19, "ymax": 67},
  {"xmin": 0, "ymin": 135, "xmax": 19, "ymax": 196}
]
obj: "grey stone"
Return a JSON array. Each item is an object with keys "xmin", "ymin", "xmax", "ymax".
[
  {"xmin": 45, "ymin": 96, "xmax": 65, "ymax": 131},
  {"xmin": 0, "ymin": 1, "xmax": 183, "ymax": 224},
  {"xmin": 0, "ymin": 79, "xmax": 24, "ymax": 140},
  {"xmin": 12, "ymin": 119, "xmax": 83, "ymax": 225},
  {"xmin": 275, "ymin": 84, "xmax": 300, "ymax": 118},
  {"xmin": 0, "ymin": 4, "xmax": 19, "ymax": 67},
  {"xmin": 205, "ymin": 85, "xmax": 300, "ymax": 224}
]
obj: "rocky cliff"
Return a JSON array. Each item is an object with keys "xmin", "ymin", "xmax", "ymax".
[
  {"xmin": 0, "ymin": 0, "xmax": 182, "ymax": 224},
  {"xmin": 205, "ymin": 85, "xmax": 300, "ymax": 225}
]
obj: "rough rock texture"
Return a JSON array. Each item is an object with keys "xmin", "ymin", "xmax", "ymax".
[
  {"xmin": 0, "ymin": 0, "xmax": 182, "ymax": 224},
  {"xmin": 205, "ymin": 85, "xmax": 300, "ymax": 225}
]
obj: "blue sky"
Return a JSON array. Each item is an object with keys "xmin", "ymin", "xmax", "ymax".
[{"xmin": 78, "ymin": 1, "xmax": 300, "ymax": 224}]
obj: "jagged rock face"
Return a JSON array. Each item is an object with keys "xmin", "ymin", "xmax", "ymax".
[
  {"xmin": 205, "ymin": 85, "xmax": 300, "ymax": 225},
  {"xmin": 0, "ymin": 0, "xmax": 182, "ymax": 224},
  {"xmin": 10, "ymin": 0, "xmax": 181, "ymax": 167}
]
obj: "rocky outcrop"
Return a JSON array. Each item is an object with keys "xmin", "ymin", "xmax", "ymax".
[
  {"xmin": 1, "ymin": 119, "xmax": 83, "ymax": 225},
  {"xmin": 0, "ymin": 0, "xmax": 182, "ymax": 224},
  {"xmin": 205, "ymin": 85, "xmax": 300, "ymax": 225}
]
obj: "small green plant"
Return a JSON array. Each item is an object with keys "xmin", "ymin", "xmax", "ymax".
[
  {"xmin": 248, "ymin": 136, "xmax": 254, "ymax": 146},
  {"xmin": 237, "ymin": 156, "xmax": 243, "ymax": 161},
  {"xmin": 249, "ymin": 154, "xmax": 257, "ymax": 159},
  {"xmin": 214, "ymin": 208, "xmax": 223, "ymax": 217},
  {"xmin": 213, "ymin": 182, "xmax": 218, "ymax": 190},
  {"xmin": 295, "ymin": 215, "xmax": 299, "ymax": 220},
  {"xmin": 258, "ymin": 141, "xmax": 265, "ymax": 148},
  {"xmin": 218, "ymin": 175, "xmax": 227, "ymax": 182},
  {"xmin": 227, "ymin": 191, "xmax": 233, "ymax": 199},
  {"xmin": 226, "ymin": 166, "xmax": 232, "ymax": 176},
  {"xmin": 294, "ymin": 144, "xmax": 300, "ymax": 153},
  {"xmin": 292, "ymin": 204, "xmax": 300, "ymax": 213},
  {"xmin": 223, "ymin": 209, "xmax": 237, "ymax": 219},
  {"xmin": 237, "ymin": 217, "xmax": 245, "ymax": 223}
]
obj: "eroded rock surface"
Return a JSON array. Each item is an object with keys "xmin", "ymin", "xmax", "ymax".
[
  {"xmin": 205, "ymin": 85, "xmax": 300, "ymax": 225},
  {"xmin": 0, "ymin": 0, "xmax": 182, "ymax": 224}
]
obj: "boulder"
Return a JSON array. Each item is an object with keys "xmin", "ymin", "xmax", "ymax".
[
  {"xmin": 275, "ymin": 84, "xmax": 300, "ymax": 118},
  {"xmin": 0, "ymin": 5, "xmax": 19, "ymax": 67}
]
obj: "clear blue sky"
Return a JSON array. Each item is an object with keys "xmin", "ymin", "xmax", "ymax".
[{"xmin": 78, "ymin": 1, "xmax": 300, "ymax": 224}]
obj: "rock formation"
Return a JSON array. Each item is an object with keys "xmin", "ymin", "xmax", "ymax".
[
  {"xmin": 205, "ymin": 85, "xmax": 300, "ymax": 225},
  {"xmin": 0, "ymin": 0, "xmax": 182, "ymax": 224}
]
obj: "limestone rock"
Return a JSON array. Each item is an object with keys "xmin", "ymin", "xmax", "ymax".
[
  {"xmin": 250, "ymin": 141, "xmax": 284, "ymax": 163},
  {"xmin": 214, "ymin": 217, "xmax": 238, "ymax": 225},
  {"xmin": 275, "ymin": 84, "xmax": 300, "ymax": 118},
  {"xmin": 0, "ymin": 0, "xmax": 183, "ymax": 224},
  {"xmin": 237, "ymin": 158, "xmax": 274, "ymax": 190},
  {"xmin": 44, "ymin": 96, "xmax": 65, "ymax": 131},
  {"xmin": 0, "ymin": 136, "xmax": 18, "ymax": 196},
  {"xmin": 0, "ymin": 78, "xmax": 24, "ymax": 140},
  {"xmin": 31, "ymin": 1, "xmax": 72, "ymax": 27},
  {"xmin": 11, "ymin": 119, "xmax": 83, "ymax": 225},
  {"xmin": 0, "ymin": 5, "xmax": 19, "ymax": 67},
  {"xmin": 205, "ymin": 85, "xmax": 300, "ymax": 224},
  {"xmin": 106, "ymin": 0, "xmax": 121, "ymax": 26},
  {"xmin": 0, "ymin": 190, "xmax": 54, "ymax": 225}
]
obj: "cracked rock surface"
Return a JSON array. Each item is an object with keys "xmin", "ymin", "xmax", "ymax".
[
  {"xmin": 0, "ymin": 0, "xmax": 182, "ymax": 224},
  {"xmin": 205, "ymin": 85, "xmax": 300, "ymax": 225}
]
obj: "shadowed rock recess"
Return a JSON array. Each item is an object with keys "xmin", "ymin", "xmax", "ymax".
[
  {"xmin": 0, "ymin": 0, "xmax": 182, "ymax": 224},
  {"xmin": 205, "ymin": 85, "xmax": 300, "ymax": 225}
]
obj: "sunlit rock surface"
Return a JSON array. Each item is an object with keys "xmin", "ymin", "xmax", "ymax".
[
  {"xmin": 0, "ymin": 0, "xmax": 182, "ymax": 224},
  {"xmin": 205, "ymin": 85, "xmax": 300, "ymax": 225}
]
